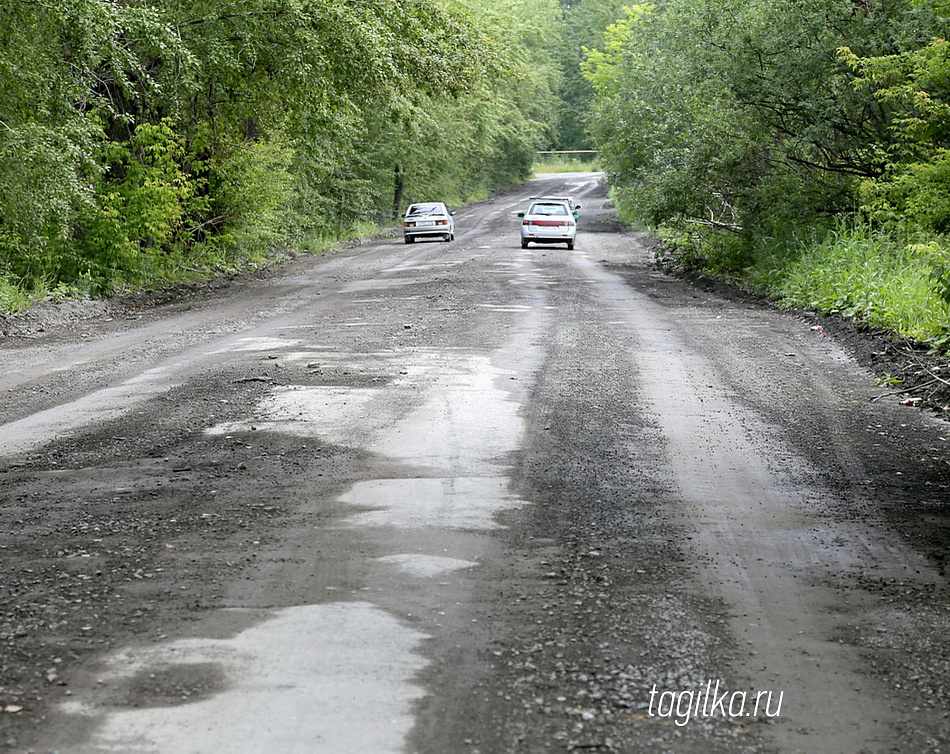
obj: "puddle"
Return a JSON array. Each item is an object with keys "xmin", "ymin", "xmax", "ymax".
[
  {"xmin": 339, "ymin": 477, "xmax": 522, "ymax": 530},
  {"xmin": 206, "ymin": 350, "xmax": 530, "ymax": 531},
  {"xmin": 376, "ymin": 553, "xmax": 478, "ymax": 577},
  {"xmin": 206, "ymin": 386, "xmax": 381, "ymax": 440},
  {"xmin": 207, "ymin": 353, "xmax": 524, "ymax": 475},
  {"xmin": 0, "ymin": 369, "xmax": 177, "ymax": 457},
  {"xmin": 58, "ymin": 603, "xmax": 426, "ymax": 753},
  {"xmin": 207, "ymin": 336, "xmax": 299, "ymax": 354}
]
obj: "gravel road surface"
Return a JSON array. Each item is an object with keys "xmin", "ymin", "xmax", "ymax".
[{"xmin": 1, "ymin": 173, "xmax": 949, "ymax": 753}]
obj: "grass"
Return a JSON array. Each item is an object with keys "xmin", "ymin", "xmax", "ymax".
[
  {"xmin": 0, "ymin": 219, "xmax": 391, "ymax": 314},
  {"xmin": 298, "ymin": 220, "xmax": 382, "ymax": 254},
  {"xmin": 660, "ymin": 215, "xmax": 950, "ymax": 349},
  {"xmin": 759, "ymin": 222, "xmax": 950, "ymax": 345},
  {"xmin": 533, "ymin": 153, "xmax": 599, "ymax": 174},
  {"xmin": 0, "ymin": 275, "xmax": 101, "ymax": 314},
  {"xmin": 0, "ymin": 278, "xmax": 36, "ymax": 313}
]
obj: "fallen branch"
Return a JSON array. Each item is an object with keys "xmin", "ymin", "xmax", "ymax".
[
  {"xmin": 870, "ymin": 377, "xmax": 939, "ymax": 402},
  {"xmin": 684, "ymin": 217, "xmax": 743, "ymax": 233}
]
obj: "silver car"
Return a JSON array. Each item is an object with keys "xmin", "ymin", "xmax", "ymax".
[
  {"xmin": 403, "ymin": 202, "xmax": 455, "ymax": 243},
  {"xmin": 518, "ymin": 200, "xmax": 577, "ymax": 249}
]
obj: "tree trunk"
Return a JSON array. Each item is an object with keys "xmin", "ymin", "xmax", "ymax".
[{"xmin": 392, "ymin": 164, "xmax": 405, "ymax": 220}]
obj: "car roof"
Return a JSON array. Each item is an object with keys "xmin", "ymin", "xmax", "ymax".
[
  {"xmin": 529, "ymin": 199, "xmax": 572, "ymax": 207},
  {"xmin": 533, "ymin": 195, "xmax": 574, "ymax": 204}
]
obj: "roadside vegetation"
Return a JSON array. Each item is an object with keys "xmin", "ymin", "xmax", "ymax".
[
  {"xmin": 581, "ymin": 0, "xmax": 950, "ymax": 351},
  {"xmin": 0, "ymin": 0, "xmax": 568, "ymax": 309},
  {"xmin": 533, "ymin": 153, "xmax": 599, "ymax": 174},
  {"xmin": 7, "ymin": 0, "xmax": 950, "ymax": 356}
]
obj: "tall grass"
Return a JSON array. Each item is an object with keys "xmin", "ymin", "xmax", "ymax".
[
  {"xmin": 0, "ymin": 278, "xmax": 35, "ymax": 313},
  {"xmin": 533, "ymin": 152, "xmax": 599, "ymax": 174},
  {"xmin": 764, "ymin": 222, "xmax": 950, "ymax": 344},
  {"xmin": 298, "ymin": 220, "xmax": 382, "ymax": 254}
]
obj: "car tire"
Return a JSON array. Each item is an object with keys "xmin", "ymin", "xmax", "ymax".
[
  {"xmin": 566, "ymin": 241, "xmax": 574, "ymax": 250},
  {"xmin": 405, "ymin": 236, "xmax": 414, "ymax": 244},
  {"xmin": 521, "ymin": 240, "xmax": 529, "ymax": 249}
]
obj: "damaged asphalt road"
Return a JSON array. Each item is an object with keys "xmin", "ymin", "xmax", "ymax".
[{"xmin": 1, "ymin": 173, "xmax": 949, "ymax": 753}]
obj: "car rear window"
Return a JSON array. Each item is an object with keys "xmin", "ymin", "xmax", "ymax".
[
  {"xmin": 408, "ymin": 204, "xmax": 442, "ymax": 215},
  {"xmin": 529, "ymin": 203, "xmax": 568, "ymax": 215}
]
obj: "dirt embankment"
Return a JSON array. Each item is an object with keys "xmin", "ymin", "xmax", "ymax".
[{"xmin": 658, "ymin": 260, "xmax": 950, "ymax": 417}]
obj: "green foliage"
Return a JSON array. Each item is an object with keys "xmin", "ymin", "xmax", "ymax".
[
  {"xmin": 550, "ymin": 0, "xmax": 628, "ymax": 149},
  {"xmin": 0, "ymin": 0, "xmax": 563, "ymax": 308},
  {"xmin": 842, "ymin": 27, "xmax": 950, "ymax": 238},
  {"xmin": 206, "ymin": 134, "xmax": 295, "ymax": 261},
  {"xmin": 876, "ymin": 373, "xmax": 905, "ymax": 387},
  {"xmin": 580, "ymin": 0, "xmax": 950, "ymax": 347},
  {"xmin": 859, "ymin": 149, "xmax": 950, "ymax": 233},
  {"xmin": 769, "ymin": 222, "xmax": 950, "ymax": 344},
  {"xmin": 582, "ymin": 2, "xmax": 768, "ymax": 233},
  {"xmin": 534, "ymin": 153, "xmax": 599, "ymax": 174},
  {"xmin": 582, "ymin": 0, "xmax": 917, "ymax": 236},
  {"xmin": 76, "ymin": 122, "xmax": 195, "ymax": 287}
]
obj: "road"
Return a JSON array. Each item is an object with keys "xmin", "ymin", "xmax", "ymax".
[{"xmin": 1, "ymin": 173, "xmax": 949, "ymax": 753}]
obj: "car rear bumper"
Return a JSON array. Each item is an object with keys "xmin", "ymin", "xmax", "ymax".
[
  {"xmin": 520, "ymin": 229, "xmax": 576, "ymax": 242},
  {"xmin": 405, "ymin": 226, "xmax": 451, "ymax": 238}
]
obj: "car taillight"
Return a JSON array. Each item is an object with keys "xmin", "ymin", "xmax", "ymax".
[
  {"xmin": 404, "ymin": 221, "xmax": 414, "ymax": 227},
  {"xmin": 436, "ymin": 219, "xmax": 448, "ymax": 225}
]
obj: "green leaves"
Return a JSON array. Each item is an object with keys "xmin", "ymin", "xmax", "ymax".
[
  {"xmin": 842, "ymin": 23, "xmax": 950, "ymax": 237},
  {"xmin": 0, "ymin": 0, "xmax": 558, "ymax": 303},
  {"xmin": 581, "ymin": 0, "xmax": 950, "ymax": 237},
  {"xmin": 577, "ymin": 0, "xmax": 950, "ymax": 346}
]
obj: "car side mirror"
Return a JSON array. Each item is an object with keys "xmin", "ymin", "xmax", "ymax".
[
  {"xmin": 517, "ymin": 212, "xmax": 525, "ymax": 218},
  {"xmin": 574, "ymin": 205, "xmax": 581, "ymax": 210},
  {"xmin": 450, "ymin": 210, "xmax": 457, "ymax": 216}
]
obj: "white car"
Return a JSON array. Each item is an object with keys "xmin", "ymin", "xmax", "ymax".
[
  {"xmin": 518, "ymin": 200, "xmax": 577, "ymax": 249},
  {"xmin": 531, "ymin": 195, "xmax": 581, "ymax": 214},
  {"xmin": 403, "ymin": 202, "xmax": 455, "ymax": 243}
]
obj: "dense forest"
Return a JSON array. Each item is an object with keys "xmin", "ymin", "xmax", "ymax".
[
  {"xmin": 5, "ymin": 0, "xmax": 950, "ymax": 349},
  {"xmin": 583, "ymin": 0, "xmax": 950, "ymax": 347},
  {"xmin": 0, "ymin": 0, "xmax": 581, "ymax": 305}
]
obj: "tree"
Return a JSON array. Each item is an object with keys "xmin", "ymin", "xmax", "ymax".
[
  {"xmin": 582, "ymin": 0, "xmax": 948, "ymax": 243},
  {"xmin": 553, "ymin": 0, "xmax": 628, "ymax": 149},
  {"xmin": 0, "ymin": 0, "xmax": 563, "ymax": 303},
  {"xmin": 841, "ymin": 13, "xmax": 950, "ymax": 235}
]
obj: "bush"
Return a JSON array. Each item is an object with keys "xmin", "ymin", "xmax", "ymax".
[{"xmin": 770, "ymin": 222, "xmax": 950, "ymax": 344}]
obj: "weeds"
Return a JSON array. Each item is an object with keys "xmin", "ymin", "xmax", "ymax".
[
  {"xmin": 662, "ymin": 215, "xmax": 950, "ymax": 353},
  {"xmin": 533, "ymin": 154, "xmax": 599, "ymax": 174},
  {"xmin": 770, "ymin": 223, "xmax": 950, "ymax": 345}
]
